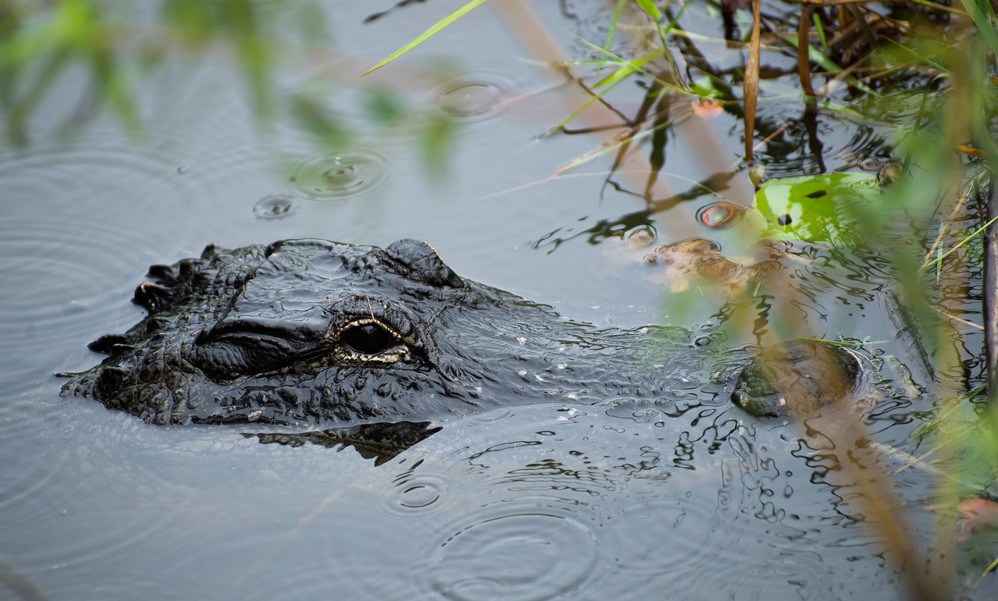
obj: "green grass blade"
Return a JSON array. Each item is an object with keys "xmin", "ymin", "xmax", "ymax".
[
  {"xmin": 558, "ymin": 112, "xmax": 678, "ymax": 173},
  {"xmin": 357, "ymin": 0, "xmax": 491, "ymax": 78},
  {"xmin": 634, "ymin": 0, "xmax": 661, "ymax": 20},
  {"xmin": 596, "ymin": 0, "xmax": 629, "ymax": 79},
  {"xmin": 812, "ymin": 12, "xmax": 827, "ymax": 55},
  {"xmin": 957, "ymin": 0, "xmax": 998, "ymax": 57},
  {"xmin": 535, "ymin": 76, "xmax": 626, "ymax": 140},
  {"xmin": 920, "ymin": 213, "xmax": 998, "ymax": 273},
  {"xmin": 594, "ymin": 49, "xmax": 663, "ymax": 88}
]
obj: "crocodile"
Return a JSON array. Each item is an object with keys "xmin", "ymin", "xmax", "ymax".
[{"xmin": 60, "ymin": 238, "xmax": 860, "ymax": 432}]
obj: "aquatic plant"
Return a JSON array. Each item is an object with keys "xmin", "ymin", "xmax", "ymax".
[
  {"xmin": 0, "ymin": 0, "xmax": 452, "ymax": 161},
  {"xmin": 3, "ymin": 0, "xmax": 998, "ymax": 597},
  {"xmin": 361, "ymin": 1, "xmax": 998, "ymax": 598}
]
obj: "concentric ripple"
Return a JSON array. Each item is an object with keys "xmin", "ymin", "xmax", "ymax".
[
  {"xmin": 430, "ymin": 512, "xmax": 597, "ymax": 601},
  {"xmin": 431, "ymin": 71, "xmax": 523, "ymax": 124},
  {"xmin": 0, "ymin": 216, "xmax": 152, "ymax": 370},
  {"xmin": 0, "ymin": 143, "xmax": 189, "ymax": 395},
  {"xmin": 288, "ymin": 149, "xmax": 389, "ymax": 200},
  {"xmin": 436, "ymin": 81, "xmax": 507, "ymax": 118},
  {"xmin": 383, "ymin": 470, "xmax": 451, "ymax": 516},
  {"xmin": 253, "ymin": 193, "xmax": 297, "ymax": 219}
]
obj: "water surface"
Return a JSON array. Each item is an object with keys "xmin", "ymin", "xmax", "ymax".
[{"xmin": 0, "ymin": 1, "xmax": 972, "ymax": 600}]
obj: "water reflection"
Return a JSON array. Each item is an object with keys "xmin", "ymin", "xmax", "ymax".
[
  {"xmin": 249, "ymin": 421, "xmax": 442, "ymax": 465},
  {"xmin": 755, "ymin": 104, "xmax": 895, "ymax": 178}
]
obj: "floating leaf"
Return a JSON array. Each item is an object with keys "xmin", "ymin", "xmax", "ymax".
[{"xmin": 754, "ymin": 172, "xmax": 880, "ymax": 244}]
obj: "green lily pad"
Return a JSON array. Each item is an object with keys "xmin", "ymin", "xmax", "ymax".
[{"xmin": 754, "ymin": 172, "xmax": 879, "ymax": 245}]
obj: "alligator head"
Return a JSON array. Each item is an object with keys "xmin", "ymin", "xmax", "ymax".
[
  {"xmin": 62, "ymin": 238, "xmax": 693, "ymax": 427},
  {"xmin": 62, "ymin": 237, "xmax": 862, "ymax": 442}
]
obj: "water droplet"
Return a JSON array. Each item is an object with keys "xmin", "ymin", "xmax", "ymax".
[
  {"xmin": 288, "ymin": 149, "xmax": 389, "ymax": 200},
  {"xmin": 696, "ymin": 202, "xmax": 743, "ymax": 229},
  {"xmin": 626, "ymin": 225, "xmax": 656, "ymax": 247},
  {"xmin": 253, "ymin": 194, "xmax": 296, "ymax": 220},
  {"xmin": 437, "ymin": 81, "xmax": 506, "ymax": 117}
]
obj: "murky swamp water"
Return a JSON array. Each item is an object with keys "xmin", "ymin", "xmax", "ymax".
[{"xmin": 1, "ymin": 1, "xmax": 992, "ymax": 600}]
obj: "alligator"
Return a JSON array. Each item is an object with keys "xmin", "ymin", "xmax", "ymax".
[{"xmin": 60, "ymin": 238, "xmax": 860, "ymax": 438}]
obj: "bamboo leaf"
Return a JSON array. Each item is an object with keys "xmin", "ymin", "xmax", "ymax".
[{"xmin": 357, "ymin": 0, "xmax": 491, "ymax": 78}]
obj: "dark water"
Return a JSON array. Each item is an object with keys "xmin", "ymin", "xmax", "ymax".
[{"xmin": 0, "ymin": 1, "xmax": 983, "ymax": 600}]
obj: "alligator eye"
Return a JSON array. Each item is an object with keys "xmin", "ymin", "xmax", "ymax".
[{"xmin": 339, "ymin": 322, "xmax": 403, "ymax": 356}]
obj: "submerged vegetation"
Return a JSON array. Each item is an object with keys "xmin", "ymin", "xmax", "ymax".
[
  {"xmin": 3, "ymin": 0, "xmax": 998, "ymax": 598},
  {"xmin": 361, "ymin": 2, "xmax": 998, "ymax": 597}
]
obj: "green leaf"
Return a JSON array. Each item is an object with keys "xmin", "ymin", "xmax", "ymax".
[
  {"xmin": 957, "ymin": 0, "xmax": 998, "ymax": 58},
  {"xmin": 358, "ymin": 0, "xmax": 491, "ymax": 78},
  {"xmin": 633, "ymin": 0, "xmax": 661, "ymax": 20},
  {"xmin": 754, "ymin": 172, "xmax": 880, "ymax": 245},
  {"xmin": 596, "ymin": 0, "xmax": 628, "ymax": 78}
]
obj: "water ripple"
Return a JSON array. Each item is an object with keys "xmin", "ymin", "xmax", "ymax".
[
  {"xmin": 288, "ymin": 149, "xmax": 390, "ymax": 200},
  {"xmin": 436, "ymin": 79, "xmax": 509, "ymax": 119},
  {"xmin": 253, "ymin": 193, "xmax": 297, "ymax": 219},
  {"xmin": 0, "ymin": 143, "xmax": 188, "ymax": 393},
  {"xmin": 428, "ymin": 69, "xmax": 545, "ymax": 141},
  {"xmin": 600, "ymin": 497, "xmax": 715, "ymax": 571},
  {"xmin": 0, "ymin": 393, "xmax": 71, "ymax": 515},
  {"xmin": 430, "ymin": 511, "xmax": 597, "ymax": 601},
  {"xmin": 384, "ymin": 468, "xmax": 452, "ymax": 517}
]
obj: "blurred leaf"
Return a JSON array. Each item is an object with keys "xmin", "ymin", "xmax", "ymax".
[
  {"xmin": 289, "ymin": 91, "xmax": 352, "ymax": 149},
  {"xmin": 419, "ymin": 113, "xmax": 454, "ymax": 180},
  {"xmin": 363, "ymin": 89, "xmax": 406, "ymax": 125}
]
